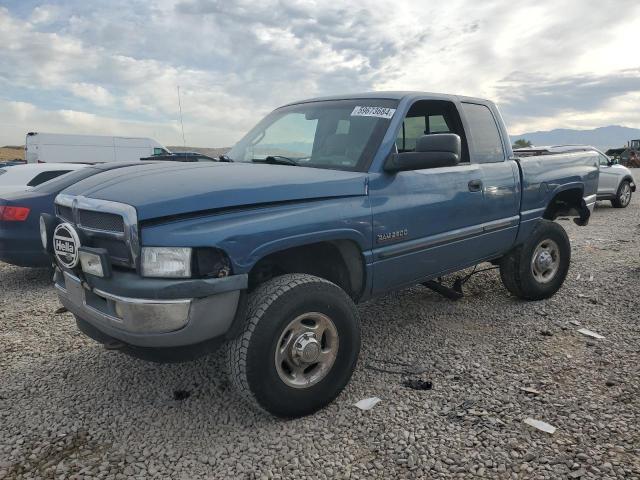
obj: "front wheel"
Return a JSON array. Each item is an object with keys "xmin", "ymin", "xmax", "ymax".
[
  {"xmin": 225, "ymin": 274, "xmax": 361, "ymax": 418},
  {"xmin": 499, "ymin": 220, "xmax": 571, "ymax": 300},
  {"xmin": 612, "ymin": 180, "xmax": 632, "ymax": 208}
]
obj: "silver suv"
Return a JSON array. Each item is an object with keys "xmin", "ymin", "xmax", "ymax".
[
  {"xmin": 595, "ymin": 150, "xmax": 636, "ymax": 208},
  {"xmin": 515, "ymin": 145, "xmax": 636, "ymax": 208}
]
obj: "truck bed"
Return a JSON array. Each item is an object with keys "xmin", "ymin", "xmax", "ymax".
[{"xmin": 515, "ymin": 150, "xmax": 599, "ymax": 241}]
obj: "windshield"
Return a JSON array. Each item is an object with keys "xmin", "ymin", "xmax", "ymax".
[{"xmin": 227, "ymin": 99, "xmax": 398, "ymax": 171}]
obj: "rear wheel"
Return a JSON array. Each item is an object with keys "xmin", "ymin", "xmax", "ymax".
[
  {"xmin": 612, "ymin": 180, "xmax": 632, "ymax": 208},
  {"xmin": 499, "ymin": 220, "xmax": 571, "ymax": 300},
  {"xmin": 225, "ymin": 274, "xmax": 360, "ymax": 418}
]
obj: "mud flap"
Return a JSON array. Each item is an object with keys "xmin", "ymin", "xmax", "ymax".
[{"xmin": 573, "ymin": 198, "xmax": 591, "ymax": 226}]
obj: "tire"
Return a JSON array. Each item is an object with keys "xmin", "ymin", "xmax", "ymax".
[
  {"xmin": 225, "ymin": 273, "xmax": 361, "ymax": 418},
  {"xmin": 611, "ymin": 180, "xmax": 632, "ymax": 208},
  {"xmin": 499, "ymin": 220, "xmax": 571, "ymax": 300}
]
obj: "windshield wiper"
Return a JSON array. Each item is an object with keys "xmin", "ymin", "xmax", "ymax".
[
  {"xmin": 252, "ymin": 155, "xmax": 299, "ymax": 166},
  {"xmin": 218, "ymin": 154, "xmax": 233, "ymax": 162}
]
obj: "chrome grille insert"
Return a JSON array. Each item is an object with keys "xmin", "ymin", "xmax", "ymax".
[{"xmin": 78, "ymin": 209, "xmax": 125, "ymax": 233}]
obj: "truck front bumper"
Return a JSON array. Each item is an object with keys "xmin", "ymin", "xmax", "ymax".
[{"xmin": 55, "ymin": 269, "xmax": 247, "ymax": 348}]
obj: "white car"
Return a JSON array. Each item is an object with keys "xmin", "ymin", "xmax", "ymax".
[{"xmin": 0, "ymin": 163, "xmax": 87, "ymax": 196}]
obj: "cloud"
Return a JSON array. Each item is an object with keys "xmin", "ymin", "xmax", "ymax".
[
  {"xmin": 498, "ymin": 69, "xmax": 640, "ymax": 133},
  {"xmin": 0, "ymin": 1, "xmax": 639, "ymax": 146},
  {"xmin": 69, "ymin": 82, "xmax": 114, "ymax": 106}
]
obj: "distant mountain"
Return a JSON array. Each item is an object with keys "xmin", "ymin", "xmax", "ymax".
[{"xmin": 510, "ymin": 125, "xmax": 640, "ymax": 151}]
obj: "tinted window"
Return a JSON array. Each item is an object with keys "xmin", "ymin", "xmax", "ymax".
[
  {"xmin": 32, "ymin": 167, "xmax": 98, "ymax": 193},
  {"xmin": 27, "ymin": 170, "xmax": 72, "ymax": 187},
  {"xmin": 461, "ymin": 103, "xmax": 505, "ymax": 163}
]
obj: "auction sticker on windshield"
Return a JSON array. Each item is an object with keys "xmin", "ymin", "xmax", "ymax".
[{"xmin": 351, "ymin": 106, "xmax": 396, "ymax": 119}]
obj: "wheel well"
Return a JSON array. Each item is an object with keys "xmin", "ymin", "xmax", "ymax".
[
  {"xmin": 248, "ymin": 240, "xmax": 365, "ymax": 300},
  {"xmin": 543, "ymin": 188, "xmax": 584, "ymax": 220},
  {"xmin": 622, "ymin": 176, "xmax": 636, "ymax": 191}
]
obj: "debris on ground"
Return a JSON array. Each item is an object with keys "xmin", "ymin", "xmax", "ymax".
[
  {"xmin": 523, "ymin": 418, "xmax": 557, "ymax": 434},
  {"xmin": 54, "ymin": 306, "xmax": 68, "ymax": 314},
  {"xmin": 520, "ymin": 387, "xmax": 541, "ymax": 395},
  {"xmin": 577, "ymin": 328, "xmax": 605, "ymax": 339},
  {"xmin": 173, "ymin": 390, "xmax": 191, "ymax": 401},
  {"xmin": 402, "ymin": 379, "xmax": 433, "ymax": 391},
  {"xmin": 353, "ymin": 397, "xmax": 381, "ymax": 411}
]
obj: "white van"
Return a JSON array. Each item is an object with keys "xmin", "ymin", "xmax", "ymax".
[{"xmin": 25, "ymin": 133, "xmax": 170, "ymax": 164}]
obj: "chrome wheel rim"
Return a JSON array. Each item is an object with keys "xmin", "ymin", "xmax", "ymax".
[
  {"xmin": 619, "ymin": 183, "xmax": 631, "ymax": 206},
  {"xmin": 531, "ymin": 239, "xmax": 560, "ymax": 284},
  {"xmin": 275, "ymin": 312, "xmax": 339, "ymax": 389}
]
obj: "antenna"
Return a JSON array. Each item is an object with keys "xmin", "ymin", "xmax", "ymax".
[{"xmin": 177, "ymin": 85, "xmax": 186, "ymax": 148}]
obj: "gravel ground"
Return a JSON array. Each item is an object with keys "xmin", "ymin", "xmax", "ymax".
[{"xmin": 1, "ymin": 198, "xmax": 639, "ymax": 479}]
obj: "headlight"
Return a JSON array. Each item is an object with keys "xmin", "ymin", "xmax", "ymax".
[{"xmin": 141, "ymin": 247, "xmax": 192, "ymax": 278}]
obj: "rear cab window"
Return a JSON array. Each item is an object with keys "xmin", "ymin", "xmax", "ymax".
[{"xmin": 461, "ymin": 103, "xmax": 505, "ymax": 163}]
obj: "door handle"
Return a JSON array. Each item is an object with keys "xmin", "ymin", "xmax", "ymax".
[{"xmin": 468, "ymin": 179, "xmax": 483, "ymax": 192}]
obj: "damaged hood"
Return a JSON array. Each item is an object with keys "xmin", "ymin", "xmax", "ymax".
[{"xmin": 61, "ymin": 162, "xmax": 368, "ymax": 220}]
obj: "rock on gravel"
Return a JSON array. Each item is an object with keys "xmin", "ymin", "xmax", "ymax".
[{"xmin": 1, "ymin": 197, "xmax": 640, "ymax": 479}]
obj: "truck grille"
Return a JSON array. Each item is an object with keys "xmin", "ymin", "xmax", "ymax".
[
  {"xmin": 78, "ymin": 209, "xmax": 125, "ymax": 233},
  {"xmin": 54, "ymin": 196, "xmax": 138, "ymax": 270},
  {"xmin": 57, "ymin": 205, "xmax": 73, "ymax": 223}
]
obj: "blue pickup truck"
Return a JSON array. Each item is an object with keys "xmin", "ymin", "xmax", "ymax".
[{"xmin": 42, "ymin": 92, "xmax": 599, "ymax": 417}]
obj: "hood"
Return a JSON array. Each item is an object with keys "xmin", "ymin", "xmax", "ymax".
[{"xmin": 62, "ymin": 162, "xmax": 368, "ymax": 220}]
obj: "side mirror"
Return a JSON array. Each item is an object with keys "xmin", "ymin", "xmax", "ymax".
[{"xmin": 385, "ymin": 133, "xmax": 461, "ymax": 172}]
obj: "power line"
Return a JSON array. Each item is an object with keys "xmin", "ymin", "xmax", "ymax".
[{"xmin": 177, "ymin": 85, "xmax": 186, "ymax": 147}]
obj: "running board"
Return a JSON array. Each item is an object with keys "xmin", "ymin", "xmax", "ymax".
[{"xmin": 422, "ymin": 280, "xmax": 464, "ymax": 300}]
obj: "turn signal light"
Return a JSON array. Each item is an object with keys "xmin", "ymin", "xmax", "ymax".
[{"xmin": 0, "ymin": 206, "xmax": 31, "ymax": 221}]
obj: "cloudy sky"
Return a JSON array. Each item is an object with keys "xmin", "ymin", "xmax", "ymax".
[{"xmin": 1, "ymin": 0, "xmax": 639, "ymax": 147}]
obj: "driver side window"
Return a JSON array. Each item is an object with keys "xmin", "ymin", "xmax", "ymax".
[
  {"xmin": 395, "ymin": 100, "xmax": 469, "ymax": 162},
  {"xmin": 396, "ymin": 115, "xmax": 453, "ymax": 152}
]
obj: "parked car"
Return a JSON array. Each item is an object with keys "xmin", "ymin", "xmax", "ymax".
[
  {"xmin": 0, "ymin": 160, "xmax": 26, "ymax": 168},
  {"xmin": 0, "ymin": 163, "xmax": 87, "ymax": 196},
  {"xmin": 514, "ymin": 145, "xmax": 636, "ymax": 208},
  {"xmin": 43, "ymin": 92, "xmax": 598, "ymax": 418},
  {"xmin": 0, "ymin": 162, "xmax": 156, "ymax": 268},
  {"xmin": 596, "ymin": 151, "xmax": 635, "ymax": 208},
  {"xmin": 140, "ymin": 151, "xmax": 218, "ymax": 162},
  {"xmin": 25, "ymin": 132, "xmax": 170, "ymax": 164}
]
